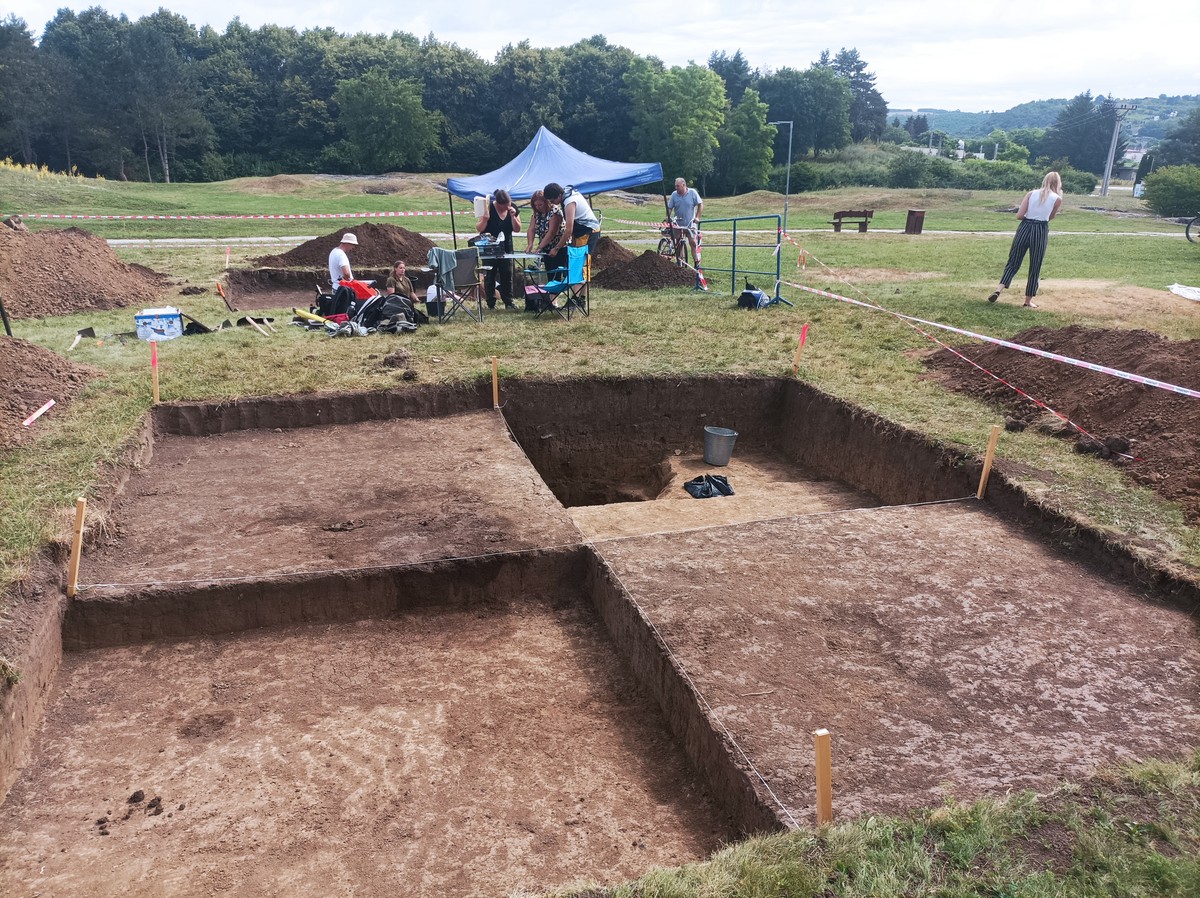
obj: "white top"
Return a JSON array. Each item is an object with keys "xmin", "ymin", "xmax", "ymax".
[
  {"xmin": 328, "ymin": 246, "xmax": 351, "ymax": 287},
  {"xmin": 1024, "ymin": 189, "xmax": 1062, "ymax": 222}
]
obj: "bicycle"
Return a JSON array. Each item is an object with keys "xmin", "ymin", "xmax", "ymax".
[
  {"xmin": 657, "ymin": 221, "xmax": 691, "ymax": 267},
  {"xmin": 1187, "ymin": 215, "xmax": 1200, "ymax": 244}
]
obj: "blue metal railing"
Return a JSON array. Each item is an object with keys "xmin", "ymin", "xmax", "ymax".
[{"xmin": 697, "ymin": 214, "xmax": 782, "ymax": 298}]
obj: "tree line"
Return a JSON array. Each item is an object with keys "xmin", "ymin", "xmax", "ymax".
[{"xmin": 0, "ymin": 9, "xmax": 888, "ymax": 193}]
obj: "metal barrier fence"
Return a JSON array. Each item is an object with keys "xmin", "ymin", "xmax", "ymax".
[{"xmin": 699, "ymin": 214, "xmax": 782, "ymax": 298}]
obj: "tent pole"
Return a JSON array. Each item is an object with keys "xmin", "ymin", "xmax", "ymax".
[{"xmin": 448, "ymin": 190, "xmax": 458, "ymax": 249}]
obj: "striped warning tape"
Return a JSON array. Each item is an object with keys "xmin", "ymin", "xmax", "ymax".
[
  {"xmin": 782, "ymin": 278, "xmax": 1200, "ymax": 400},
  {"xmin": 16, "ymin": 209, "xmax": 453, "ymax": 221}
]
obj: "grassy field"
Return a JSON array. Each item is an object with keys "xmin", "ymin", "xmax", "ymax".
[{"xmin": 2, "ymin": 165, "xmax": 1198, "ymax": 897}]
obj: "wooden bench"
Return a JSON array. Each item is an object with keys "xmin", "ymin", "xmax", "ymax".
[{"xmin": 829, "ymin": 210, "xmax": 873, "ymax": 233}]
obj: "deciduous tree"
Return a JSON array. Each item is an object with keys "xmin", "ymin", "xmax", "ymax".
[{"xmin": 625, "ymin": 59, "xmax": 726, "ymax": 185}]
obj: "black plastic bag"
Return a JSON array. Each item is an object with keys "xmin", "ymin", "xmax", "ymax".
[{"xmin": 683, "ymin": 474, "xmax": 734, "ymax": 499}]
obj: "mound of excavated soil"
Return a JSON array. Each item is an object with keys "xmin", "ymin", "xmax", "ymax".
[
  {"xmin": 254, "ymin": 223, "xmax": 436, "ymax": 269},
  {"xmin": 925, "ymin": 324, "xmax": 1200, "ymax": 521},
  {"xmin": 591, "ymin": 250, "xmax": 696, "ymax": 291},
  {"xmin": 0, "ymin": 227, "xmax": 169, "ymax": 319},
  {"xmin": 1, "ymin": 337, "xmax": 101, "ymax": 449},
  {"xmin": 590, "ymin": 236, "xmax": 637, "ymax": 271}
]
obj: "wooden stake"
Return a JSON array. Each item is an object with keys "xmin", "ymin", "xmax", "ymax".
[
  {"xmin": 151, "ymin": 341, "xmax": 160, "ymax": 404},
  {"xmin": 813, "ymin": 728, "xmax": 833, "ymax": 825},
  {"xmin": 67, "ymin": 497, "xmax": 86, "ymax": 598},
  {"xmin": 976, "ymin": 424, "xmax": 1002, "ymax": 499},
  {"xmin": 491, "ymin": 356, "xmax": 500, "ymax": 409}
]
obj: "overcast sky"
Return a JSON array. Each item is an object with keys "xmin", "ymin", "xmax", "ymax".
[{"xmin": 8, "ymin": 0, "xmax": 1195, "ymax": 112}]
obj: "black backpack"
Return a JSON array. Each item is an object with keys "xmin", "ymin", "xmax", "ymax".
[{"xmin": 315, "ymin": 285, "xmax": 354, "ymax": 317}]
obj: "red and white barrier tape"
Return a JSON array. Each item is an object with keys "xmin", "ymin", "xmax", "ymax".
[
  {"xmin": 783, "ymin": 278, "xmax": 1200, "ymax": 400},
  {"xmin": 16, "ymin": 210, "xmax": 452, "ymax": 221}
]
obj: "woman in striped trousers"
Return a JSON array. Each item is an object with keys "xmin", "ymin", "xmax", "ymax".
[{"xmin": 988, "ymin": 171, "xmax": 1063, "ymax": 309}]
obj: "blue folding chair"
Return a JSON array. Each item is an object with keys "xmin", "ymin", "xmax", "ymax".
[{"xmin": 529, "ymin": 242, "xmax": 591, "ymax": 320}]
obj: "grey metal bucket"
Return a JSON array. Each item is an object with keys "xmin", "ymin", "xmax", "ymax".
[{"xmin": 703, "ymin": 426, "xmax": 738, "ymax": 466}]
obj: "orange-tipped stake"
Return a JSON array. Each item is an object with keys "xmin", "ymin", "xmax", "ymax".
[{"xmin": 792, "ymin": 323, "xmax": 810, "ymax": 374}]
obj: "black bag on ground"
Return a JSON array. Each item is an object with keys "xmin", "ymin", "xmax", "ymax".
[
  {"xmin": 683, "ymin": 474, "xmax": 734, "ymax": 498},
  {"xmin": 315, "ymin": 285, "xmax": 354, "ymax": 317},
  {"xmin": 737, "ymin": 281, "xmax": 771, "ymax": 310}
]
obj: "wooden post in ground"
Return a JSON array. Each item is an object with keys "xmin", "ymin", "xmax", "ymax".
[
  {"xmin": 813, "ymin": 728, "xmax": 833, "ymax": 825},
  {"xmin": 67, "ymin": 497, "xmax": 87, "ymax": 598},
  {"xmin": 151, "ymin": 341, "xmax": 160, "ymax": 404},
  {"xmin": 491, "ymin": 357, "xmax": 500, "ymax": 409},
  {"xmin": 977, "ymin": 424, "xmax": 1002, "ymax": 499}
]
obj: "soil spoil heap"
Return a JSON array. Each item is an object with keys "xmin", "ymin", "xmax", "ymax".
[
  {"xmin": 592, "ymin": 250, "xmax": 696, "ymax": 290},
  {"xmin": 0, "ymin": 227, "xmax": 168, "ymax": 318},
  {"xmin": 926, "ymin": 324, "xmax": 1200, "ymax": 522},
  {"xmin": 1, "ymin": 337, "xmax": 101, "ymax": 449},
  {"xmin": 254, "ymin": 223, "xmax": 436, "ymax": 269},
  {"xmin": 590, "ymin": 235, "xmax": 637, "ymax": 271}
]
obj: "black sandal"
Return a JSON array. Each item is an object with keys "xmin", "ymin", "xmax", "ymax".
[{"xmin": 987, "ymin": 290, "xmax": 1001, "ymax": 303}]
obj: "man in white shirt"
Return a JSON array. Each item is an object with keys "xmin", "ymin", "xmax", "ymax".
[{"xmin": 328, "ymin": 233, "xmax": 358, "ymax": 289}]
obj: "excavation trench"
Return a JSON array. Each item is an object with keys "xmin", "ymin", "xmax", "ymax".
[{"xmin": 1, "ymin": 375, "xmax": 1197, "ymax": 897}]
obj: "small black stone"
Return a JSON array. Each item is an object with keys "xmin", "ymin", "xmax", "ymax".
[{"xmin": 128, "ymin": 790, "xmax": 145, "ymax": 804}]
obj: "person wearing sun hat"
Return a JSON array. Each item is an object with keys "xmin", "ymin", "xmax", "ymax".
[{"xmin": 328, "ymin": 232, "xmax": 358, "ymax": 290}]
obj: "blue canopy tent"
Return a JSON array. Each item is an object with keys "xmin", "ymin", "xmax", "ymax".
[{"xmin": 444, "ymin": 126, "xmax": 663, "ymax": 245}]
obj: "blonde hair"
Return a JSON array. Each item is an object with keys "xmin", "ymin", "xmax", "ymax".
[{"xmin": 1039, "ymin": 171, "xmax": 1062, "ymax": 203}]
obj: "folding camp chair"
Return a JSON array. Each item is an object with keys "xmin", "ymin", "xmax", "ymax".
[
  {"xmin": 529, "ymin": 240, "xmax": 592, "ymax": 321},
  {"xmin": 428, "ymin": 247, "xmax": 485, "ymax": 323}
]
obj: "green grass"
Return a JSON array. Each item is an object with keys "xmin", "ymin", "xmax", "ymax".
[
  {"xmin": 548, "ymin": 754, "xmax": 1200, "ymax": 898},
  {"xmin": 2, "ymin": 167, "xmax": 1198, "ymax": 898}
]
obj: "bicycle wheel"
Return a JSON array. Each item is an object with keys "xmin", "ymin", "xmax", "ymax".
[
  {"xmin": 657, "ymin": 237, "xmax": 675, "ymax": 259},
  {"xmin": 675, "ymin": 238, "xmax": 690, "ymax": 267},
  {"xmin": 1188, "ymin": 216, "xmax": 1200, "ymax": 244}
]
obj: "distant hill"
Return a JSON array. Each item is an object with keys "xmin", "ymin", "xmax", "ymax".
[{"xmin": 889, "ymin": 95, "xmax": 1200, "ymax": 138}]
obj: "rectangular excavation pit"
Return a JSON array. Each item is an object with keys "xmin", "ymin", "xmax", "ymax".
[
  {"xmin": 4, "ymin": 374, "xmax": 1198, "ymax": 892},
  {"xmin": 0, "ymin": 595, "xmax": 735, "ymax": 897}
]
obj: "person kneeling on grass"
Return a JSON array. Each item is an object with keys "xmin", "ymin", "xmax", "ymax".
[{"xmin": 987, "ymin": 171, "xmax": 1063, "ymax": 310}]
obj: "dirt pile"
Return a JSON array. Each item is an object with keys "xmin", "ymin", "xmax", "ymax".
[
  {"xmin": 590, "ymin": 236, "xmax": 637, "ymax": 271},
  {"xmin": 925, "ymin": 324, "xmax": 1200, "ymax": 521},
  {"xmin": 254, "ymin": 223, "xmax": 436, "ymax": 269},
  {"xmin": 1, "ymin": 337, "xmax": 101, "ymax": 450},
  {"xmin": 591, "ymin": 250, "xmax": 696, "ymax": 291},
  {"xmin": 0, "ymin": 227, "xmax": 169, "ymax": 319}
]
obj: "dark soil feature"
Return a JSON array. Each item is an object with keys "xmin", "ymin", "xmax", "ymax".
[
  {"xmin": 0, "ymin": 226, "xmax": 169, "ymax": 318},
  {"xmin": 253, "ymin": 223, "xmax": 436, "ymax": 269},
  {"xmin": 1, "ymin": 337, "xmax": 101, "ymax": 450},
  {"xmin": 925, "ymin": 325, "xmax": 1200, "ymax": 522},
  {"xmin": 592, "ymin": 250, "xmax": 696, "ymax": 290},
  {"xmin": 590, "ymin": 235, "xmax": 637, "ymax": 270}
]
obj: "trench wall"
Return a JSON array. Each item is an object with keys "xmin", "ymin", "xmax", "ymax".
[
  {"xmin": 586, "ymin": 553, "xmax": 785, "ymax": 836},
  {"xmin": 63, "ymin": 549, "xmax": 587, "ymax": 651}
]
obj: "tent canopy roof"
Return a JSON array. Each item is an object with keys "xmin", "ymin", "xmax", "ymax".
[{"xmin": 446, "ymin": 127, "xmax": 662, "ymax": 201}]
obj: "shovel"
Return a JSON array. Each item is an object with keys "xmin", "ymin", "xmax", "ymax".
[
  {"xmin": 68, "ymin": 326, "xmax": 96, "ymax": 352},
  {"xmin": 215, "ymin": 281, "xmax": 238, "ymax": 312}
]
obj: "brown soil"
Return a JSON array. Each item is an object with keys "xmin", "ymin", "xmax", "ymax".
[
  {"xmin": 253, "ymin": 223, "xmax": 436, "ymax": 269},
  {"xmin": 592, "ymin": 250, "xmax": 697, "ymax": 290},
  {"xmin": 924, "ymin": 325, "xmax": 1200, "ymax": 521},
  {"xmin": 0, "ymin": 226, "xmax": 169, "ymax": 318},
  {"xmin": 0, "ymin": 337, "xmax": 100, "ymax": 450},
  {"xmin": 590, "ymin": 235, "xmax": 637, "ymax": 271}
]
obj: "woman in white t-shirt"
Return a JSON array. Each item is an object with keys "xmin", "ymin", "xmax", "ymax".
[{"xmin": 987, "ymin": 171, "xmax": 1063, "ymax": 309}]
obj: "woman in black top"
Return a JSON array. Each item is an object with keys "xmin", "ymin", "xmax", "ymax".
[{"xmin": 475, "ymin": 188, "xmax": 521, "ymax": 309}]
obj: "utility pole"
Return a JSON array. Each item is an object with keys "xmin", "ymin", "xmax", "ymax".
[
  {"xmin": 1100, "ymin": 104, "xmax": 1136, "ymax": 197},
  {"xmin": 768, "ymin": 120, "xmax": 794, "ymax": 234}
]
